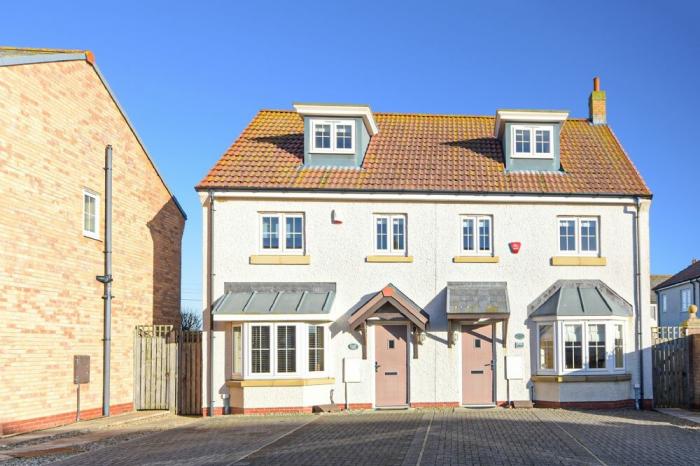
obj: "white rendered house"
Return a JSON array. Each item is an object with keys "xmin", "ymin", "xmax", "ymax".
[{"xmin": 197, "ymin": 79, "xmax": 652, "ymax": 414}]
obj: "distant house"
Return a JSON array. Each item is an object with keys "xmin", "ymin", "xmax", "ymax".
[
  {"xmin": 650, "ymin": 275, "xmax": 672, "ymax": 322},
  {"xmin": 0, "ymin": 47, "xmax": 186, "ymax": 434},
  {"xmin": 654, "ymin": 260, "xmax": 700, "ymax": 327}
]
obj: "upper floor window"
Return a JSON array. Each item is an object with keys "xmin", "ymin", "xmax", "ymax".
[
  {"xmin": 461, "ymin": 215, "xmax": 493, "ymax": 255},
  {"xmin": 558, "ymin": 217, "xmax": 599, "ymax": 255},
  {"xmin": 311, "ymin": 119, "xmax": 355, "ymax": 154},
  {"xmin": 512, "ymin": 125, "xmax": 553, "ymax": 158},
  {"xmin": 260, "ymin": 213, "xmax": 304, "ymax": 254},
  {"xmin": 681, "ymin": 288, "xmax": 692, "ymax": 313},
  {"xmin": 375, "ymin": 214, "xmax": 406, "ymax": 255},
  {"xmin": 83, "ymin": 189, "xmax": 100, "ymax": 239},
  {"xmin": 661, "ymin": 294, "xmax": 668, "ymax": 313}
]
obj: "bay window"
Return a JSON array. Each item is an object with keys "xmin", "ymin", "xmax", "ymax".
[
  {"xmin": 534, "ymin": 320, "xmax": 627, "ymax": 375},
  {"xmin": 238, "ymin": 323, "xmax": 328, "ymax": 379},
  {"xmin": 260, "ymin": 213, "xmax": 304, "ymax": 254}
]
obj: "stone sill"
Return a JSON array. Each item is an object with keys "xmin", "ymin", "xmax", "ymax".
[
  {"xmin": 453, "ymin": 256, "xmax": 500, "ymax": 264},
  {"xmin": 366, "ymin": 255, "xmax": 414, "ymax": 263},
  {"xmin": 226, "ymin": 377, "xmax": 335, "ymax": 388},
  {"xmin": 550, "ymin": 256, "xmax": 607, "ymax": 266},
  {"xmin": 532, "ymin": 373, "xmax": 631, "ymax": 383},
  {"xmin": 249, "ymin": 255, "xmax": 310, "ymax": 265}
]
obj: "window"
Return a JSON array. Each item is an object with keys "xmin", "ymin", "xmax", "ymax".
[
  {"xmin": 564, "ymin": 324, "xmax": 583, "ymax": 370},
  {"xmin": 587, "ymin": 324, "xmax": 606, "ymax": 369},
  {"xmin": 260, "ymin": 213, "xmax": 304, "ymax": 253},
  {"xmin": 251, "ymin": 325, "xmax": 271, "ymax": 374},
  {"xmin": 375, "ymin": 214, "xmax": 406, "ymax": 255},
  {"xmin": 308, "ymin": 325, "xmax": 325, "ymax": 372},
  {"xmin": 82, "ymin": 190, "xmax": 99, "ymax": 239},
  {"xmin": 614, "ymin": 324, "xmax": 624, "ymax": 369},
  {"xmin": 232, "ymin": 326, "xmax": 242, "ymax": 377},
  {"xmin": 311, "ymin": 119, "xmax": 355, "ymax": 153},
  {"xmin": 511, "ymin": 125, "xmax": 553, "ymax": 158},
  {"xmin": 538, "ymin": 324, "xmax": 555, "ymax": 370},
  {"xmin": 276, "ymin": 325, "xmax": 296, "ymax": 373},
  {"xmin": 558, "ymin": 217, "xmax": 599, "ymax": 255},
  {"xmin": 461, "ymin": 215, "xmax": 493, "ymax": 255},
  {"xmin": 661, "ymin": 294, "xmax": 667, "ymax": 313},
  {"xmin": 681, "ymin": 288, "xmax": 692, "ymax": 313}
]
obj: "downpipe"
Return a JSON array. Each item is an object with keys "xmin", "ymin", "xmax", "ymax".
[
  {"xmin": 207, "ymin": 191, "xmax": 215, "ymax": 416},
  {"xmin": 634, "ymin": 196, "xmax": 644, "ymax": 410},
  {"xmin": 97, "ymin": 145, "xmax": 113, "ymax": 417}
]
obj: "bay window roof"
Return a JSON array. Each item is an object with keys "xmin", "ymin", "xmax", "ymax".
[
  {"xmin": 212, "ymin": 282, "xmax": 335, "ymax": 316},
  {"xmin": 528, "ymin": 280, "xmax": 632, "ymax": 318}
]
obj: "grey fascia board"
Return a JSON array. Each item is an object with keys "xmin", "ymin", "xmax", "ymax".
[
  {"xmin": 0, "ymin": 52, "xmax": 87, "ymax": 67},
  {"xmin": 653, "ymin": 278, "xmax": 700, "ymax": 293}
]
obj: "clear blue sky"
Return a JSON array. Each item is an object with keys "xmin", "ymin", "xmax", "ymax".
[{"xmin": 4, "ymin": 1, "xmax": 699, "ymax": 309}]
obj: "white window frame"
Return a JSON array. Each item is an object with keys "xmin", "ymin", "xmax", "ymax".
[
  {"xmin": 258, "ymin": 213, "xmax": 305, "ymax": 255},
  {"xmin": 232, "ymin": 325, "xmax": 243, "ymax": 378},
  {"xmin": 82, "ymin": 189, "xmax": 100, "ymax": 239},
  {"xmin": 460, "ymin": 215, "xmax": 493, "ymax": 256},
  {"xmin": 535, "ymin": 319, "xmax": 626, "ymax": 376},
  {"xmin": 310, "ymin": 119, "xmax": 355, "ymax": 154},
  {"xmin": 511, "ymin": 124, "xmax": 554, "ymax": 159},
  {"xmin": 557, "ymin": 216, "xmax": 600, "ymax": 256},
  {"xmin": 373, "ymin": 214, "xmax": 407, "ymax": 256},
  {"xmin": 242, "ymin": 323, "xmax": 329, "ymax": 380},
  {"xmin": 536, "ymin": 323, "xmax": 557, "ymax": 374}
]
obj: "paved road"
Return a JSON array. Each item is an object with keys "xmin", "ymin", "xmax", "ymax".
[{"xmin": 49, "ymin": 409, "xmax": 699, "ymax": 466}]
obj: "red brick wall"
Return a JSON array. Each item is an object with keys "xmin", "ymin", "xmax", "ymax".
[{"xmin": 0, "ymin": 58, "xmax": 185, "ymax": 432}]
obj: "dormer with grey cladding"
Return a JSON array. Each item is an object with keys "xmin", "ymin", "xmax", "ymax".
[{"xmin": 294, "ymin": 103, "xmax": 378, "ymax": 168}]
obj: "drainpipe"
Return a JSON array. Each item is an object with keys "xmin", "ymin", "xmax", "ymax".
[
  {"xmin": 206, "ymin": 191, "xmax": 215, "ymax": 416},
  {"xmin": 634, "ymin": 196, "xmax": 644, "ymax": 409},
  {"xmin": 100, "ymin": 145, "xmax": 113, "ymax": 417}
]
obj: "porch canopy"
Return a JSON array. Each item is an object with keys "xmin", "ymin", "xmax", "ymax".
[
  {"xmin": 348, "ymin": 283, "xmax": 428, "ymax": 331},
  {"xmin": 446, "ymin": 282, "xmax": 510, "ymax": 347},
  {"xmin": 527, "ymin": 280, "xmax": 632, "ymax": 318},
  {"xmin": 212, "ymin": 282, "xmax": 336, "ymax": 322}
]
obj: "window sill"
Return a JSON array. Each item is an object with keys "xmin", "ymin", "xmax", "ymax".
[
  {"xmin": 226, "ymin": 377, "xmax": 335, "ymax": 388},
  {"xmin": 511, "ymin": 154, "xmax": 554, "ymax": 160},
  {"xmin": 550, "ymin": 256, "xmax": 606, "ymax": 266},
  {"xmin": 532, "ymin": 373, "xmax": 630, "ymax": 383},
  {"xmin": 249, "ymin": 255, "xmax": 310, "ymax": 265},
  {"xmin": 83, "ymin": 232, "xmax": 101, "ymax": 241},
  {"xmin": 453, "ymin": 256, "xmax": 499, "ymax": 263},
  {"xmin": 366, "ymin": 255, "xmax": 414, "ymax": 263}
]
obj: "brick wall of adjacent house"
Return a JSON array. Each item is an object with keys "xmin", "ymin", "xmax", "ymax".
[{"xmin": 0, "ymin": 58, "xmax": 185, "ymax": 434}]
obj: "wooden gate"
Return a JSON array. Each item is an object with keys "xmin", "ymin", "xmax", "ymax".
[
  {"xmin": 134, "ymin": 325, "xmax": 202, "ymax": 414},
  {"xmin": 652, "ymin": 326, "xmax": 689, "ymax": 408}
]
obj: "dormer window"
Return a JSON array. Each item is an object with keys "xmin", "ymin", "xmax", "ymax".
[
  {"xmin": 511, "ymin": 125, "xmax": 553, "ymax": 158},
  {"xmin": 310, "ymin": 119, "xmax": 355, "ymax": 154}
]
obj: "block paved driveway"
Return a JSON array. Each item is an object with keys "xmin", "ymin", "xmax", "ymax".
[{"xmin": 50, "ymin": 408, "xmax": 699, "ymax": 466}]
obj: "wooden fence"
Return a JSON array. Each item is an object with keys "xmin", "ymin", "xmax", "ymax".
[
  {"xmin": 651, "ymin": 326, "xmax": 689, "ymax": 408},
  {"xmin": 134, "ymin": 325, "xmax": 202, "ymax": 415}
]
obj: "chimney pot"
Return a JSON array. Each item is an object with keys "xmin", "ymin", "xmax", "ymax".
[
  {"xmin": 593, "ymin": 77, "xmax": 600, "ymax": 91},
  {"xmin": 692, "ymin": 258, "xmax": 698, "ymax": 265}
]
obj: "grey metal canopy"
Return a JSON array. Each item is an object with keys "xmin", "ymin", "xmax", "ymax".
[
  {"xmin": 528, "ymin": 280, "xmax": 632, "ymax": 318},
  {"xmin": 446, "ymin": 282, "xmax": 510, "ymax": 320},
  {"xmin": 212, "ymin": 282, "xmax": 335, "ymax": 315}
]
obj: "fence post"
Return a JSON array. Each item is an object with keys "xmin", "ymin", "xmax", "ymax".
[{"xmin": 684, "ymin": 305, "xmax": 700, "ymax": 409}]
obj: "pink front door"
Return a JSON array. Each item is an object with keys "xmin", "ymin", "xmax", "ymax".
[
  {"xmin": 374, "ymin": 324, "xmax": 408, "ymax": 407},
  {"xmin": 461, "ymin": 324, "xmax": 494, "ymax": 405}
]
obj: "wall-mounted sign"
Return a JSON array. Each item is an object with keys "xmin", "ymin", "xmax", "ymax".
[
  {"xmin": 348, "ymin": 343, "xmax": 359, "ymax": 350},
  {"xmin": 514, "ymin": 333, "xmax": 525, "ymax": 340},
  {"xmin": 514, "ymin": 342, "xmax": 525, "ymax": 349}
]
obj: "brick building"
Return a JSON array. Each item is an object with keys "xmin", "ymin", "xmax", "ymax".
[{"xmin": 0, "ymin": 47, "xmax": 186, "ymax": 434}]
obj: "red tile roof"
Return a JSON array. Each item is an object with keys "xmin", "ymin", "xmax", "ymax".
[{"xmin": 197, "ymin": 110, "xmax": 650, "ymax": 196}]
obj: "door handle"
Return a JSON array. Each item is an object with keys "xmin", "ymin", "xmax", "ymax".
[{"xmin": 375, "ymin": 361, "xmax": 380, "ymax": 373}]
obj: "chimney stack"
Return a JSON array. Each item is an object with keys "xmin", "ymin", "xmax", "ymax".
[{"xmin": 589, "ymin": 76, "xmax": 606, "ymax": 125}]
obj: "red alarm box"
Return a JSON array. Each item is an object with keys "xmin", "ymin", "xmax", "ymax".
[{"xmin": 509, "ymin": 242, "xmax": 521, "ymax": 254}]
